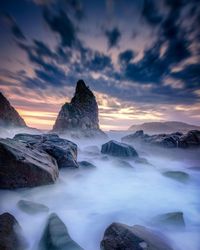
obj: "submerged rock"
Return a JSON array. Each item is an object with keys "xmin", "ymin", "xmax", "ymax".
[
  {"xmin": 84, "ymin": 145, "xmax": 100, "ymax": 155},
  {"xmin": 17, "ymin": 200, "xmax": 49, "ymax": 214},
  {"xmin": 52, "ymin": 80, "xmax": 106, "ymax": 138},
  {"xmin": 153, "ymin": 212, "xmax": 185, "ymax": 229},
  {"xmin": 0, "ymin": 212, "xmax": 27, "ymax": 250},
  {"xmin": 122, "ymin": 130, "xmax": 145, "ymax": 143},
  {"xmin": 163, "ymin": 171, "xmax": 189, "ymax": 183},
  {"xmin": 0, "ymin": 92, "xmax": 26, "ymax": 128},
  {"xmin": 78, "ymin": 161, "xmax": 96, "ymax": 168},
  {"xmin": 38, "ymin": 213, "xmax": 84, "ymax": 250},
  {"xmin": 101, "ymin": 140, "xmax": 138, "ymax": 158},
  {"xmin": 14, "ymin": 133, "xmax": 78, "ymax": 169},
  {"xmin": 112, "ymin": 159, "xmax": 134, "ymax": 168},
  {"xmin": 101, "ymin": 223, "xmax": 174, "ymax": 250},
  {"xmin": 0, "ymin": 138, "xmax": 58, "ymax": 189}
]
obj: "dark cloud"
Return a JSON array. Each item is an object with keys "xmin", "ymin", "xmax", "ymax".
[
  {"xmin": 141, "ymin": 0, "xmax": 162, "ymax": 26},
  {"xmin": 105, "ymin": 27, "xmax": 121, "ymax": 49},
  {"xmin": 33, "ymin": 40, "xmax": 55, "ymax": 58},
  {"xmin": 123, "ymin": 0, "xmax": 192, "ymax": 85},
  {"xmin": 43, "ymin": 9, "xmax": 78, "ymax": 47},
  {"xmin": 67, "ymin": 0, "xmax": 84, "ymax": 20},
  {"xmin": 85, "ymin": 51, "xmax": 112, "ymax": 72},
  {"xmin": 1, "ymin": 13, "xmax": 26, "ymax": 40},
  {"xmin": 118, "ymin": 50, "xmax": 134, "ymax": 65},
  {"xmin": 171, "ymin": 63, "xmax": 200, "ymax": 89}
]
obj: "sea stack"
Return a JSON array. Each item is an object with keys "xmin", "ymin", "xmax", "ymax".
[
  {"xmin": 52, "ymin": 80, "xmax": 106, "ymax": 138},
  {"xmin": 0, "ymin": 92, "xmax": 26, "ymax": 127}
]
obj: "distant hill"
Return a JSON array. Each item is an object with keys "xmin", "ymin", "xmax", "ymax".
[{"xmin": 128, "ymin": 121, "xmax": 200, "ymax": 134}]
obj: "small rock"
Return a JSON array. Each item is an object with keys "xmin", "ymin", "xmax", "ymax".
[
  {"xmin": 78, "ymin": 161, "xmax": 96, "ymax": 168},
  {"xmin": 163, "ymin": 171, "xmax": 189, "ymax": 182},
  {"xmin": 38, "ymin": 213, "xmax": 84, "ymax": 250},
  {"xmin": 113, "ymin": 159, "xmax": 134, "ymax": 168},
  {"xmin": 152, "ymin": 212, "xmax": 185, "ymax": 228},
  {"xmin": 17, "ymin": 200, "xmax": 49, "ymax": 214}
]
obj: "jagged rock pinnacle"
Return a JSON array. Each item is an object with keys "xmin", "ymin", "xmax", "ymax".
[{"xmin": 53, "ymin": 80, "xmax": 105, "ymax": 137}]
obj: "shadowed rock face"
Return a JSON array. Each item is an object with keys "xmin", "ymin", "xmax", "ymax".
[
  {"xmin": 101, "ymin": 223, "xmax": 174, "ymax": 250},
  {"xmin": 53, "ymin": 80, "xmax": 99, "ymax": 132},
  {"xmin": 0, "ymin": 212, "xmax": 26, "ymax": 250},
  {"xmin": 0, "ymin": 92, "xmax": 26, "ymax": 127},
  {"xmin": 52, "ymin": 80, "xmax": 106, "ymax": 138}
]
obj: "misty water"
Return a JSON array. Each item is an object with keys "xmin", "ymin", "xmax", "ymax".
[{"xmin": 0, "ymin": 129, "xmax": 200, "ymax": 250}]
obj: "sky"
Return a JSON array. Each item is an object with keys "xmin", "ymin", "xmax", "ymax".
[{"xmin": 0, "ymin": 0, "xmax": 200, "ymax": 130}]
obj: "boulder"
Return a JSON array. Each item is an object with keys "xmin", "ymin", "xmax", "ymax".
[
  {"xmin": 101, "ymin": 140, "xmax": 138, "ymax": 158},
  {"xmin": 152, "ymin": 212, "xmax": 185, "ymax": 228},
  {"xmin": 162, "ymin": 171, "xmax": 189, "ymax": 183},
  {"xmin": 14, "ymin": 133, "xmax": 78, "ymax": 169},
  {"xmin": 0, "ymin": 212, "xmax": 27, "ymax": 250},
  {"xmin": 38, "ymin": 213, "xmax": 84, "ymax": 250},
  {"xmin": 0, "ymin": 92, "xmax": 26, "ymax": 128},
  {"xmin": 101, "ymin": 223, "xmax": 174, "ymax": 250},
  {"xmin": 17, "ymin": 200, "xmax": 49, "ymax": 214},
  {"xmin": 52, "ymin": 80, "xmax": 106, "ymax": 138},
  {"xmin": 0, "ymin": 138, "xmax": 58, "ymax": 189}
]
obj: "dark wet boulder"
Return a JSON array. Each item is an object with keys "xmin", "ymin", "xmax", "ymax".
[
  {"xmin": 152, "ymin": 212, "xmax": 185, "ymax": 229},
  {"xmin": 0, "ymin": 138, "xmax": 58, "ymax": 189},
  {"xmin": 0, "ymin": 212, "xmax": 27, "ymax": 250},
  {"xmin": 17, "ymin": 200, "xmax": 49, "ymax": 214},
  {"xmin": 38, "ymin": 213, "xmax": 84, "ymax": 250},
  {"xmin": 78, "ymin": 161, "xmax": 96, "ymax": 168},
  {"xmin": 163, "ymin": 171, "xmax": 189, "ymax": 183},
  {"xmin": 101, "ymin": 140, "xmax": 139, "ymax": 158},
  {"xmin": 14, "ymin": 133, "xmax": 78, "ymax": 169},
  {"xmin": 101, "ymin": 223, "xmax": 174, "ymax": 250}
]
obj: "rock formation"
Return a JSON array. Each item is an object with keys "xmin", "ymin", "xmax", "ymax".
[
  {"xmin": 52, "ymin": 80, "xmax": 106, "ymax": 137},
  {"xmin": 122, "ymin": 130, "xmax": 200, "ymax": 148},
  {"xmin": 0, "ymin": 92, "xmax": 26, "ymax": 127}
]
